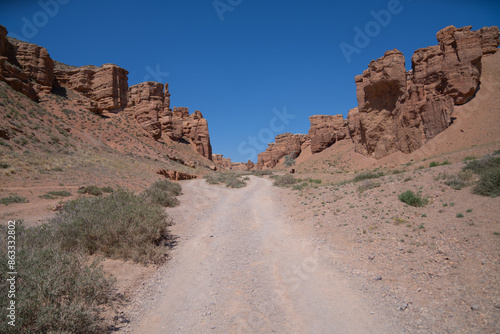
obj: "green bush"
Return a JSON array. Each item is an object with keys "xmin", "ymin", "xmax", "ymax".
[
  {"xmin": 292, "ymin": 182, "xmax": 309, "ymax": 191},
  {"xmin": 251, "ymin": 170, "xmax": 273, "ymax": 176},
  {"xmin": 142, "ymin": 179, "xmax": 181, "ymax": 207},
  {"xmin": 51, "ymin": 189, "xmax": 172, "ymax": 264},
  {"xmin": 463, "ymin": 155, "xmax": 500, "ymax": 174},
  {"xmin": 398, "ymin": 190, "xmax": 428, "ymax": 207},
  {"xmin": 205, "ymin": 173, "xmax": 247, "ymax": 188},
  {"xmin": 353, "ymin": 171, "xmax": 384, "ymax": 182},
  {"xmin": 0, "ymin": 223, "xmax": 114, "ymax": 333},
  {"xmin": 273, "ymin": 175, "xmax": 297, "ymax": 187},
  {"xmin": 0, "ymin": 195, "xmax": 27, "ymax": 205},
  {"xmin": 473, "ymin": 167, "xmax": 500, "ymax": 197},
  {"xmin": 47, "ymin": 190, "xmax": 72, "ymax": 197},
  {"xmin": 77, "ymin": 185, "xmax": 103, "ymax": 196}
]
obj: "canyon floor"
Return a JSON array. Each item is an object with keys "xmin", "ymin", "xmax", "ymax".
[
  {"xmin": 113, "ymin": 164, "xmax": 498, "ymax": 334},
  {"xmin": 118, "ymin": 176, "xmax": 400, "ymax": 334}
]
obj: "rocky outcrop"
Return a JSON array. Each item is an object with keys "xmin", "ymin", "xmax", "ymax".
[
  {"xmin": 125, "ymin": 83, "xmax": 212, "ymax": 160},
  {"xmin": 213, "ymin": 154, "xmax": 253, "ymax": 170},
  {"xmin": 125, "ymin": 81, "xmax": 164, "ymax": 139},
  {"xmin": 55, "ymin": 63, "xmax": 129, "ymax": 114},
  {"xmin": 213, "ymin": 154, "xmax": 233, "ymax": 169},
  {"xmin": 256, "ymin": 133, "xmax": 308, "ymax": 169},
  {"xmin": 0, "ymin": 26, "xmax": 38, "ymax": 101},
  {"xmin": 308, "ymin": 114, "xmax": 350, "ymax": 153},
  {"xmin": 350, "ymin": 25, "xmax": 499, "ymax": 159},
  {"xmin": 156, "ymin": 169, "xmax": 198, "ymax": 181},
  {"xmin": 7, "ymin": 38, "xmax": 55, "ymax": 96}
]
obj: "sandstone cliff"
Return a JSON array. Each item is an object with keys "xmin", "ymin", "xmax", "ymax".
[
  {"xmin": 256, "ymin": 133, "xmax": 308, "ymax": 169},
  {"xmin": 256, "ymin": 25, "xmax": 499, "ymax": 165},
  {"xmin": 55, "ymin": 63, "xmax": 129, "ymax": 114},
  {"xmin": 350, "ymin": 25, "xmax": 499, "ymax": 158},
  {"xmin": 308, "ymin": 114, "xmax": 350, "ymax": 154},
  {"xmin": 0, "ymin": 24, "xmax": 213, "ymax": 161},
  {"xmin": 125, "ymin": 83, "xmax": 212, "ymax": 160}
]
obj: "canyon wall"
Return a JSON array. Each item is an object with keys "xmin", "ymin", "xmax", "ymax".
[
  {"xmin": 0, "ymin": 24, "xmax": 213, "ymax": 161},
  {"xmin": 256, "ymin": 25, "xmax": 499, "ymax": 166}
]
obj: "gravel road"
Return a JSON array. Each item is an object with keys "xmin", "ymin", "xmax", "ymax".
[{"xmin": 124, "ymin": 176, "xmax": 400, "ymax": 333}]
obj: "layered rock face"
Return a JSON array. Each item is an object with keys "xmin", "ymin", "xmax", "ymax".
[
  {"xmin": 125, "ymin": 83, "xmax": 212, "ymax": 160},
  {"xmin": 256, "ymin": 133, "xmax": 308, "ymax": 169},
  {"xmin": 55, "ymin": 63, "xmax": 129, "ymax": 114},
  {"xmin": 0, "ymin": 26, "xmax": 40, "ymax": 101},
  {"xmin": 125, "ymin": 81, "xmax": 164, "ymax": 139},
  {"xmin": 7, "ymin": 37, "xmax": 55, "ymax": 96},
  {"xmin": 350, "ymin": 25, "xmax": 499, "ymax": 159},
  {"xmin": 308, "ymin": 114, "xmax": 350, "ymax": 153}
]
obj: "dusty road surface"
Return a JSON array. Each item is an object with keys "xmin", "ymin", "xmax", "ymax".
[{"xmin": 125, "ymin": 176, "xmax": 400, "ymax": 333}]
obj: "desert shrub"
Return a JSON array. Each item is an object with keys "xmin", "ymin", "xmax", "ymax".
[
  {"xmin": 205, "ymin": 173, "xmax": 246, "ymax": 188},
  {"xmin": 292, "ymin": 182, "xmax": 309, "ymax": 191},
  {"xmin": 0, "ymin": 223, "xmax": 114, "ymax": 333},
  {"xmin": 473, "ymin": 167, "xmax": 500, "ymax": 197},
  {"xmin": 101, "ymin": 186, "xmax": 114, "ymax": 193},
  {"xmin": 398, "ymin": 190, "xmax": 428, "ymax": 207},
  {"xmin": 251, "ymin": 170, "xmax": 273, "ymax": 176},
  {"xmin": 0, "ymin": 162, "xmax": 10, "ymax": 169},
  {"xmin": 353, "ymin": 171, "xmax": 384, "ymax": 182},
  {"xmin": 0, "ymin": 195, "xmax": 27, "ymax": 205},
  {"xmin": 273, "ymin": 175, "xmax": 297, "ymax": 187},
  {"xmin": 47, "ymin": 190, "xmax": 72, "ymax": 197},
  {"xmin": 142, "ymin": 179, "xmax": 181, "ymax": 207},
  {"xmin": 51, "ymin": 189, "xmax": 172, "ymax": 264},
  {"xmin": 283, "ymin": 153, "xmax": 296, "ymax": 167},
  {"xmin": 308, "ymin": 178, "xmax": 322, "ymax": 184},
  {"xmin": 463, "ymin": 155, "xmax": 500, "ymax": 174},
  {"xmin": 78, "ymin": 185, "xmax": 103, "ymax": 196},
  {"xmin": 357, "ymin": 180, "xmax": 381, "ymax": 193}
]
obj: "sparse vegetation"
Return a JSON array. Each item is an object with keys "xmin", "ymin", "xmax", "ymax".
[
  {"xmin": 357, "ymin": 179, "xmax": 381, "ymax": 193},
  {"xmin": 398, "ymin": 190, "xmax": 428, "ymax": 207},
  {"xmin": 51, "ymin": 189, "xmax": 173, "ymax": 264},
  {"xmin": 206, "ymin": 173, "xmax": 247, "ymax": 188},
  {"xmin": 283, "ymin": 153, "xmax": 297, "ymax": 167},
  {"xmin": 353, "ymin": 170, "xmax": 384, "ymax": 182},
  {"xmin": 78, "ymin": 185, "xmax": 104, "ymax": 196},
  {"xmin": 251, "ymin": 170, "xmax": 273, "ymax": 176},
  {"xmin": 0, "ymin": 222, "xmax": 114, "ymax": 333},
  {"xmin": 0, "ymin": 195, "xmax": 27, "ymax": 205},
  {"xmin": 473, "ymin": 167, "xmax": 500, "ymax": 197},
  {"xmin": 142, "ymin": 179, "xmax": 181, "ymax": 207},
  {"xmin": 463, "ymin": 153, "xmax": 500, "ymax": 197},
  {"xmin": 273, "ymin": 174, "xmax": 297, "ymax": 187}
]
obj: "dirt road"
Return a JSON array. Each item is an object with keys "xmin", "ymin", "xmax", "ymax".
[{"xmin": 126, "ymin": 176, "xmax": 400, "ymax": 333}]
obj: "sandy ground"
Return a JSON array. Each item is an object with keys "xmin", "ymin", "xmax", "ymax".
[{"xmin": 119, "ymin": 176, "xmax": 403, "ymax": 333}]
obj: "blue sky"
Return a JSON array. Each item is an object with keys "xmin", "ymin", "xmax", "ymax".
[{"xmin": 1, "ymin": 0, "xmax": 499, "ymax": 162}]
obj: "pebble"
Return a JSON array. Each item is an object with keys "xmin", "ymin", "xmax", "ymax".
[
  {"xmin": 374, "ymin": 275, "xmax": 383, "ymax": 281},
  {"xmin": 471, "ymin": 305, "xmax": 480, "ymax": 311}
]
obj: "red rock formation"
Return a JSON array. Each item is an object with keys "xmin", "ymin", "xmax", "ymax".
[
  {"xmin": 350, "ymin": 25, "xmax": 499, "ymax": 159},
  {"xmin": 7, "ymin": 38, "xmax": 55, "ymax": 96},
  {"xmin": 157, "ymin": 169, "xmax": 197, "ymax": 181},
  {"xmin": 125, "ymin": 81, "xmax": 164, "ymax": 139},
  {"xmin": 55, "ymin": 63, "xmax": 129, "ymax": 114},
  {"xmin": 308, "ymin": 114, "xmax": 350, "ymax": 153},
  {"xmin": 256, "ymin": 133, "xmax": 307, "ymax": 169},
  {"xmin": 0, "ymin": 26, "xmax": 39, "ymax": 101},
  {"xmin": 125, "ymin": 83, "xmax": 212, "ymax": 160}
]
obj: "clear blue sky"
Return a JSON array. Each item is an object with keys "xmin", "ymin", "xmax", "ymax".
[{"xmin": 1, "ymin": 0, "xmax": 499, "ymax": 162}]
